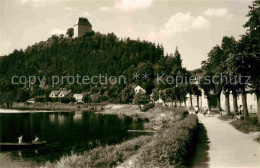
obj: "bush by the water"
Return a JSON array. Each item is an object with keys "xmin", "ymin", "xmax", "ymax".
[
  {"xmin": 44, "ymin": 136, "xmax": 152, "ymax": 168},
  {"xmin": 140, "ymin": 103, "xmax": 155, "ymax": 112},
  {"xmin": 43, "ymin": 108, "xmax": 198, "ymax": 168},
  {"xmin": 136, "ymin": 114, "xmax": 199, "ymax": 167}
]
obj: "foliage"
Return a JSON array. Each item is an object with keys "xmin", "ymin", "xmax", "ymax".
[
  {"xmin": 137, "ymin": 114, "xmax": 199, "ymax": 167},
  {"xmin": 66, "ymin": 28, "xmax": 74, "ymax": 38},
  {"xmin": 0, "ymin": 32, "xmax": 165, "ymax": 103},
  {"xmin": 121, "ymin": 85, "xmax": 135, "ymax": 103},
  {"xmin": 140, "ymin": 103, "xmax": 155, "ymax": 112},
  {"xmin": 218, "ymin": 114, "xmax": 235, "ymax": 121},
  {"xmin": 134, "ymin": 92, "xmax": 150, "ymax": 105},
  {"xmin": 230, "ymin": 118, "xmax": 260, "ymax": 133},
  {"xmin": 44, "ymin": 136, "xmax": 153, "ymax": 168},
  {"xmin": 16, "ymin": 89, "xmax": 29, "ymax": 102}
]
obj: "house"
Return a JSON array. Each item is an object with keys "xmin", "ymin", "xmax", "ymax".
[
  {"xmin": 155, "ymin": 98, "xmax": 164, "ymax": 104},
  {"xmin": 150, "ymin": 93, "xmax": 154, "ymax": 101},
  {"xmin": 186, "ymin": 90, "xmax": 214, "ymax": 108},
  {"xmin": 134, "ymin": 86, "xmax": 146, "ymax": 94},
  {"xmin": 73, "ymin": 94, "xmax": 84, "ymax": 103},
  {"xmin": 49, "ymin": 90, "xmax": 60, "ymax": 98},
  {"xmin": 74, "ymin": 17, "xmax": 92, "ymax": 37},
  {"xmin": 26, "ymin": 98, "xmax": 35, "ymax": 104},
  {"xmin": 58, "ymin": 90, "xmax": 72, "ymax": 98},
  {"xmin": 220, "ymin": 91, "xmax": 257, "ymax": 113}
]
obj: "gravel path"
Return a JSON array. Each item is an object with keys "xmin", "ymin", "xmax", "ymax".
[{"xmin": 197, "ymin": 113, "xmax": 260, "ymax": 168}]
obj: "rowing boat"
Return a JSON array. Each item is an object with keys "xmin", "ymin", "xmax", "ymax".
[{"xmin": 0, "ymin": 141, "xmax": 47, "ymax": 150}]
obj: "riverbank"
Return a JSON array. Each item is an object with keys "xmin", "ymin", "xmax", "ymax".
[
  {"xmin": 0, "ymin": 102, "xmax": 106, "ymax": 113},
  {"xmin": 43, "ymin": 106, "xmax": 199, "ymax": 168}
]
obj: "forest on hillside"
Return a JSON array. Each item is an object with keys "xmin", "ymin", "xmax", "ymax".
[
  {"xmin": 0, "ymin": 31, "xmax": 187, "ymax": 103},
  {"xmin": 0, "ymin": 0, "xmax": 259, "ymax": 121}
]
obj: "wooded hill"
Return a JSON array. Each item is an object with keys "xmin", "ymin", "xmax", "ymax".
[{"xmin": 0, "ymin": 31, "xmax": 186, "ymax": 103}]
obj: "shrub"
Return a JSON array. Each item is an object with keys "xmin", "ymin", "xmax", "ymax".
[
  {"xmin": 60, "ymin": 97, "xmax": 70, "ymax": 103},
  {"xmin": 230, "ymin": 118, "xmax": 260, "ymax": 133},
  {"xmin": 51, "ymin": 97, "xmax": 59, "ymax": 102},
  {"xmin": 133, "ymin": 93, "xmax": 149, "ymax": 105},
  {"xmin": 43, "ymin": 136, "xmax": 152, "ymax": 168},
  {"xmin": 218, "ymin": 113, "xmax": 234, "ymax": 121},
  {"xmin": 140, "ymin": 103, "xmax": 155, "ymax": 112},
  {"xmin": 136, "ymin": 114, "xmax": 199, "ymax": 167},
  {"xmin": 35, "ymin": 97, "xmax": 45, "ymax": 102}
]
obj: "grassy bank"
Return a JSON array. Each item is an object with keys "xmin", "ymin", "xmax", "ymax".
[
  {"xmin": 135, "ymin": 114, "xmax": 198, "ymax": 167},
  {"xmin": 43, "ymin": 135, "xmax": 153, "ymax": 168},
  {"xmin": 43, "ymin": 107, "xmax": 198, "ymax": 168},
  {"xmin": 230, "ymin": 118, "xmax": 260, "ymax": 133},
  {"xmin": 218, "ymin": 114, "xmax": 260, "ymax": 133},
  {"xmin": 218, "ymin": 114, "xmax": 235, "ymax": 121},
  {"xmin": 219, "ymin": 114, "xmax": 260, "ymax": 132},
  {"xmin": 3, "ymin": 102, "xmax": 105, "ymax": 112}
]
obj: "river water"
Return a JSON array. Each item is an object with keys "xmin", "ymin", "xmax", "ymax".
[{"xmin": 0, "ymin": 110, "xmax": 144, "ymax": 168}]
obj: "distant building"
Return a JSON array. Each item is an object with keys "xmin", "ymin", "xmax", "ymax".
[
  {"xmin": 58, "ymin": 90, "xmax": 71, "ymax": 98},
  {"xmin": 49, "ymin": 89, "xmax": 71, "ymax": 98},
  {"xmin": 155, "ymin": 98, "xmax": 164, "ymax": 104},
  {"xmin": 74, "ymin": 17, "xmax": 92, "ymax": 37},
  {"xmin": 26, "ymin": 98, "xmax": 35, "ymax": 104},
  {"xmin": 49, "ymin": 90, "xmax": 60, "ymax": 98},
  {"xmin": 73, "ymin": 94, "xmax": 84, "ymax": 103},
  {"xmin": 220, "ymin": 91, "xmax": 257, "ymax": 113},
  {"xmin": 134, "ymin": 86, "xmax": 146, "ymax": 94}
]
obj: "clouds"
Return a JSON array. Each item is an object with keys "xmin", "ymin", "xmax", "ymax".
[
  {"xmin": 64, "ymin": 7, "xmax": 79, "ymax": 13},
  {"xmin": 80, "ymin": 12, "xmax": 92, "ymax": 17},
  {"xmin": 63, "ymin": 7, "xmax": 92, "ymax": 18},
  {"xmin": 146, "ymin": 13, "xmax": 210, "ymax": 41},
  {"xmin": 50, "ymin": 28, "xmax": 66, "ymax": 35},
  {"xmin": 115, "ymin": 0, "xmax": 153, "ymax": 12},
  {"xmin": 20, "ymin": 0, "xmax": 56, "ymax": 6},
  {"xmin": 99, "ymin": 6, "xmax": 112, "ymax": 12},
  {"xmin": 100, "ymin": 0, "xmax": 153, "ymax": 12},
  {"xmin": 204, "ymin": 8, "xmax": 233, "ymax": 19}
]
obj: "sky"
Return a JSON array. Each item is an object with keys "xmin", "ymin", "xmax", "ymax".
[{"xmin": 0, "ymin": 0, "xmax": 253, "ymax": 70}]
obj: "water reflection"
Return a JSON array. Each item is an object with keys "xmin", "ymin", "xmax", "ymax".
[
  {"xmin": 73, "ymin": 112, "xmax": 83, "ymax": 122},
  {"xmin": 0, "ymin": 111, "xmax": 144, "ymax": 167}
]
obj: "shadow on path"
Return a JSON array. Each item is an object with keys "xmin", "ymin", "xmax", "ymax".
[{"xmin": 186, "ymin": 123, "xmax": 210, "ymax": 168}]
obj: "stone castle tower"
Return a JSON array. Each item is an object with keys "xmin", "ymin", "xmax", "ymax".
[{"xmin": 74, "ymin": 17, "xmax": 92, "ymax": 37}]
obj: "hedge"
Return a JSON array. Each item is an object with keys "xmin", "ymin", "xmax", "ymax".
[{"xmin": 136, "ymin": 114, "xmax": 199, "ymax": 167}]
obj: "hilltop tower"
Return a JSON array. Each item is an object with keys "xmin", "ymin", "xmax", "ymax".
[{"xmin": 74, "ymin": 17, "xmax": 92, "ymax": 37}]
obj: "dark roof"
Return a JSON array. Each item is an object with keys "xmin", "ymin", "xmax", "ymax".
[{"xmin": 75, "ymin": 17, "xmax": 92, "ymax": 26}]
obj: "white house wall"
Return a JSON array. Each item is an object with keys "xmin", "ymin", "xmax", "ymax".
[
  {"xmin": 220, "ymin": 92, "xmax": 257, "ymax": 113},
  {"xmin": 186, "ymin": 90, "xmax": 208, "ymax": 108}
]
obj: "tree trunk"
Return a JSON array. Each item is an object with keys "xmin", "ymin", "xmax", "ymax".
[
  {"xmin": 224, "ymin": 91, "xmax": 230, "ymax": 115},
  {"xmin": 232, "ymin": 89, "xmax": 238, "ymax": 118},
  {"xmin": 197, "ymin": 95, "xmax": 200, "ymax": 108},
  {"xmin": 206, "ymin": 94, "xmax": 211, "ymax": 111},
  {"xmin": 189, "ymin": 94, "xmax": 193, "ymax": 107},
  {"xmin": 179, "ymin": 101, "xmax": 182, "ymax": 107},
  {"xmin": 241, "ymin": 88, "xmax": 249, "ymax": 120},
  {"xmin": 174, "ymin": 100, "xmax": 177, "ymax": 107},
  {"xmin": 256, "ymin": 90, "xmax": 260, "ymax": 124},
  {"xmin": 216, "ymin": 93, "xmax": 221, "ymax": 112},
  {"xmin": 184, "ymin": 100, "xmax": 187, "ymax": 107}
]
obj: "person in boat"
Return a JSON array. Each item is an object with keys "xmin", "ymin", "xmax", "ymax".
[
  {"xmin": 18, "ymin": 135, "xmax": 23, "ymax": 144},
  {"xmin": 32, "ymin": 136, "xmax": 39, "ymax": 143}
]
